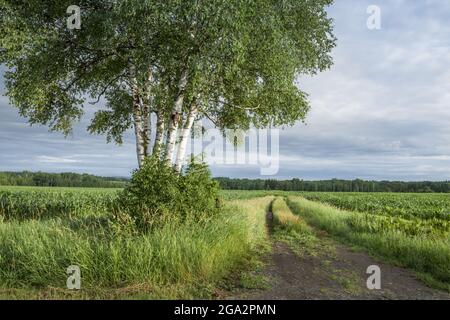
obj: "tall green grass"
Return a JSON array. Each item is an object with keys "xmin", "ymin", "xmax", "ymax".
[
  {"xmin": 287, "ymin": 196, "xmax": 450, "ymax": 291},
  {"xmin": 0, "ymin": 197, "xmax": 271, "ymax": 299}
]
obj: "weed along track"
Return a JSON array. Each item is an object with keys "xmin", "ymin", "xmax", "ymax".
[{"xmin": 232, "ymin": 198, "xmax": 450, "ymax": 300}]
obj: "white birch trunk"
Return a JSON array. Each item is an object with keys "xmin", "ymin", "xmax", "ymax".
[
  {"xmin": 142, "ymin": 107, "xmax": 151, "ymax": 157},
  {"xmin": 142, "ymin": 69, "xmax": 154, "ymax": 157},
  {"xmin": 132, "ymin": 89, "xmax": 145, "ymax": 168},
  {"xmin": 164, "ymin": 69, "xmax": 188, "ymax": 164},
  {"xmin": 129, "ymin": 63, "xmax": 146, "ymax": 168},
  {"xmin": 174, "ymin": 104, "xmax": 198, "ymax": 172},
  {"xmin": 153, "ymin": 110, "xmax": 165, "ymax": 158}
]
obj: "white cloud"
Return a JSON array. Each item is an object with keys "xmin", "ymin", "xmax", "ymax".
[{"xmin": 36, "ymin": 156, "xmax": 81, "ymax": 164}]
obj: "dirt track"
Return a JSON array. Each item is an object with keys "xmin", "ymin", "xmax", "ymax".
[{"xmin": 231, "ymin": 211, "xmax": 450, "ymax": 300}]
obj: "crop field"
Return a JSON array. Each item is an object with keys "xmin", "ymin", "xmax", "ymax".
[
  {"xmin": 288, "ymin": 194, "xmax": 450, "ymax": 291},
  {"xmin": 0, "ymin": 186, "xmax": 120, "ymax": 220},
  {"xmin": 300, "ymin": 192, "xmax": 450, "ymax": 238},
  {"xmin": 300, "ymin": 192, "xmax": 450, "ymax": 221},
  {"xmin": 0, "ymin": 187, "xmax": 449, "ymax": 297},
  {"xmin": 0, "ymin": 187, "xmax": 277, "ymax": 219}
]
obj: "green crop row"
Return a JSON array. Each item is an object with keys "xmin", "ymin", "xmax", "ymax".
[
  {"xmin": 301, "ymin": 192, "xmax": 450, "ymax": 221},
  {"xmin": 299, "ymin": 192, "xmax": 450, "ymax": 238},
  {"xmin": 0, "ymin": 187, "xmax": 274, "ymax": 220},
  {"xmin": 0, "ymin": 187, "xmax": 120, "ymax": 220}
]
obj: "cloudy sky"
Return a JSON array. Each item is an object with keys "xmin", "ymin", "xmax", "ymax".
[{"xmin": 1, "ymin": 0, "xmax": 450, "ymax": 180}]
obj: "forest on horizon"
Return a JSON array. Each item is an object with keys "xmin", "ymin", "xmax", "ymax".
[{"xmin": 1, "ymin": 171, "xmax": 450, "ymax": 193}]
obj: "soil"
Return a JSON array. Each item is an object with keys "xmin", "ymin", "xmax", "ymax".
[{"xmin": 230, "ymin": 211, "xmax": 450, "ymax": 300}]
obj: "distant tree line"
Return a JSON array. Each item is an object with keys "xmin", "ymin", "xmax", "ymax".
[
  {"xmin": 216, "ymin": 178, "xmax": 450, "ymax": 193},
  {"xmin": 0, "ymin": 171, "xmax": 128, "ymax": 188},
  {"xmin": 3, "ymin": 172, "xmax": 450, "ymax": 193}
]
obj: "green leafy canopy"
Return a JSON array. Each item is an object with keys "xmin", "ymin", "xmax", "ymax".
[{"xmin": 0, "ymin": 0, "xmax": 336, "ymax": 141}]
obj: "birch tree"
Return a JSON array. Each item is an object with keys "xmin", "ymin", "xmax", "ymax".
[{"xmin": 0, "ymin": 0, "xmax": 336, "ymax": 171}]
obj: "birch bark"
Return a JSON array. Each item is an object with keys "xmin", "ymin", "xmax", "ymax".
[
  {"xmin": 132, "ymin": 82, "xmax": 146, "ymax": 168},
  {"xmin": 174, "ymin": 104, "xmax": 198, "ymax": 172},
  {"xmin": 153, "ymin": 110, "xmax": 165, "ymax": 158},
  {"xmin": 164, "ymin": 69, "xmax": 188, "ymax": 164},
  {"xmin": 142, "ymin": 69, "xmax": 154, "ymax": 156}
]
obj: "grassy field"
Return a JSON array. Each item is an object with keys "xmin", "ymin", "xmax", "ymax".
[
  {"xmin": 0, "ymin": 186, "xmax": 449, "ymax": 297},
  {"xmin": 0, "ymin": 186, "xmax": 272, "ymax": 299}
]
